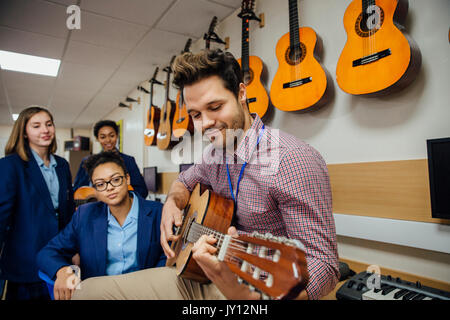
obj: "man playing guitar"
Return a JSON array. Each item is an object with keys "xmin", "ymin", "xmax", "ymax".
[{"xmin": 72, "ymin": 49, "xmax": 339, "ymax": 300}]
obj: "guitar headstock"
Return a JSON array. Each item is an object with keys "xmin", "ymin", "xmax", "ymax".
[
  {"xmin": 151, "ymin": 67, "xmax": 159, "ymax": 80},
  {"xmin": 241, "ymin": 0, "xmax": 255, "ymax": 14},
  {"xmin": 208, "ymin": 16, "xmax": 218, "ymax": 35},
  {"xmin": 164, "ymin": 55, "xmax": 177, "ymax": 74},
  {"xmin": 222, "ymin": 232, "xmax": 309, "ymax": 300},
  {"xmin": 182, "ymin": 38, "xmax": 192, "ymax": 53}
]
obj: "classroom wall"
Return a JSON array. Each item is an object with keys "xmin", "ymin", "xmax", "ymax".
[{"xmin": 100, "ymin": 0, "xmax": 450, "ymax": 283}]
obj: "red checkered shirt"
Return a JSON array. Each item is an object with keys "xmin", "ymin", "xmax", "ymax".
[{"xmin": 177, "ymin": 114, "xmax": 339, "ymax": 300}]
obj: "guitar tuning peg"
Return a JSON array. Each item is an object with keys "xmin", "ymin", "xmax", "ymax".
[
  {"xmin": 237, "ymin": 277, "xmax": 243, "ymax": 284},
  {"xmin": 261, "ymin": 293, "xmax": 271, "ymax": 300}
]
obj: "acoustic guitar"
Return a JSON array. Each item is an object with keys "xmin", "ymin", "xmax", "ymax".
[
  {"xmin": 172, "ymin": 39, "xmax": 194, "ymax": 139},
  {"xmin": 143, "ymin": 67, "xmax": 163, "ymax": 146},
  {"xmin": 73, "ymin": 185, "xmax": 134, "ymax": 209},
  {"xmin": 237, "ymin": 0, "xmax": 270, "ymax": 119},
  {"xmin": 270, "ymin": 0, "xmax": 330, "ymax": 112},
  {"xmin": 336, "ymin": 0, "xmax": 421, "ymax": 96},
  {"xmin": 157, "ymin": 56, "xmax": 177, "ymax": 150},
  {"xmin": 167, "ymin": 183, "xmax": 309, "ymax": 300}
]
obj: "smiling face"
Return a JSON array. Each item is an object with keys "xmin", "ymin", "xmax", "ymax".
[
  {"xmin": 97, "ymin": 126, "xmax": 118, "ymax": 151},
  {"xmin": 25, "ymin": 111, "xmax": 55, "ymax": 152},
  {"xmin": 184, "ymin": 75, "xmax": 251, "ymax": 149},
  {"xmin": 91, "ymin": 162, "xmax": 130, "ymax": 207}
]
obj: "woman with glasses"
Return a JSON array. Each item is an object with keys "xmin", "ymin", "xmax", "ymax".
[
  {"xmin": 0, "ymin": 106, "xmax": 75, "ymax": 300},
  {"xmin": 37, "ymin": 151, "xmax": 165, "ymax": 300},
  {"xmin": 73, "ymin": 120, "xmax": 148, "ymax": 199}
]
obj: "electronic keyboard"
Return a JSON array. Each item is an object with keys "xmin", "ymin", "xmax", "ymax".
[{"xmin": 336, "ymin": 271, "xmax": 450, "ymax": 300}]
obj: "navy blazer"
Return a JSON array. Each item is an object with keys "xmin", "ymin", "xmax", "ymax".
[
  {"xmin": 37, "ymin": 194, "xmax": 166, "ymax": 280},
  {"xmin": 0, "ymin": 152, "xmax": 75, "ymax": 283},
  {"xmin": 73, "ymin": 151, "xmax": 148, "ymax": 199}
]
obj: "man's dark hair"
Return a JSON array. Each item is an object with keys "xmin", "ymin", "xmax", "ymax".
[
  {"xmin": 83, "ymin": 151, "xmax": 128, "ymax": 181},
  {"xmin": 172, "ymin": 49, "xmax": 243, "ymax": 99},
  {"xmin": 93, "ymin": 120, "xmax": 119, "ymax": 138}
]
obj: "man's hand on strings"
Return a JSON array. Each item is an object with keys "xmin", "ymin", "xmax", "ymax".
[{"xmin": 191, "ymin": 226, "xmax": 261, "ymax": 299}]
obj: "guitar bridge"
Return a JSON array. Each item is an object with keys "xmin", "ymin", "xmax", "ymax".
[
  {"xmin": 283, "ymin": 77, "xmax": 312, "ymax": 89},
  {"xmin": 353, "ymin": 48, "xmax": 391, "ymax": 67}
]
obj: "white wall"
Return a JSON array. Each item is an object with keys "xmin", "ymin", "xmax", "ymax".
[{"xmin": 101, "ymin": 0, "xmax": 450, "ymax": 283}]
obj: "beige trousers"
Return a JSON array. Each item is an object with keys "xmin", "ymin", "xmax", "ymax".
[{"xmin": 71, "ymin": 266, "xmax": 226, "ymax": 300}]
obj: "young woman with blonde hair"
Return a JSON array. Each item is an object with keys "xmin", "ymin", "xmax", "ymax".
[{"xmin": 0, "ymin": 106, "xmax": 75, "ymax": 300}]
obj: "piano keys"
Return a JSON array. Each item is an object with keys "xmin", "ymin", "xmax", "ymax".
[{"xmin": 337, "ymin": 271, "xmax": 450, "ymax": 301}]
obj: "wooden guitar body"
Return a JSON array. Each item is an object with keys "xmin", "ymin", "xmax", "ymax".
[
  {"xmin": 238, "ymin": 56, "xmax": 270, "ymax": 118},
  {"xmin": 144, "ymin": 106, "xmax": 161, "ymax": 146},
  {"xmin": 336, "ymin": 0, "xmax": 421, "ymax": 96},
  {"xmin": 167, "ymin": 184, "xmax": 309, "ymax": 299},
  {"xmin": 156, "ymin": 99, "xmax": 177, "ymax": 150},
  {"xmin": 172, "ymin": 91, "xmax": 194, "ymax": 138},
  {"xmin": 270, "ymin": 26, "xmax": 329, "ymax": 111},
  {"xmin": 167, "ymin": 184, "xmax": 234, "ymax": 283}
]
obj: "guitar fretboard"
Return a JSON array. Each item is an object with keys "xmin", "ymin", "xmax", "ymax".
[{"xmin": 288, "ymin": 0, "xmax": 300, "ymax": 49}]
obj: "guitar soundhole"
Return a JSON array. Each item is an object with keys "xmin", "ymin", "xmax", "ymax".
[
  {"xmin": 285, "ymin": 43, "xmax": 306, "ymax": 66},
  {"xmin": 355, "ymin": 6, "xmax": 384, "ymax": 37}
]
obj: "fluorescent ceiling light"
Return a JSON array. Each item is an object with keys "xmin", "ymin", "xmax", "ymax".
[
  {"xmin": 0, "ymin": 50, "xmax": 60, "ymax": 77},
  {"xmin": 12, "ymin": 113, "xmax": 19, "ymax": 121}
]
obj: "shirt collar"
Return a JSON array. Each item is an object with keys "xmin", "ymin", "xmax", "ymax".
[
  {"xmin": 233, "ymin": 113, "xmax": 265, "ymax": 163},
  {"xmin": 31, "ymin": 148, "xmax": 57, "ymax": 168},
  {"xmin": 107, "ymin": 191, "xmax": 138, "ymax": 224}
]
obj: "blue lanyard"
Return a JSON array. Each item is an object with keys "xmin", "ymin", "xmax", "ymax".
[{"xmin": 226, "ymin": 125, "xmax": 265, "ymax": 203}]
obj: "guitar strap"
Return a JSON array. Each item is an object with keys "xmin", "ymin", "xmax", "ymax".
[{"xmin": 226, "ymin": 124, "xmax": 265, "ymax": 226}]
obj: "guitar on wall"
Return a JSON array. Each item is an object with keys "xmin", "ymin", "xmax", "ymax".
[
  {"xmin": 336, "ymin": 0, "xmax": 421, "ymax": 96},
  {"xmin": 143, "ymin": 67, "xmax": 163, "ymax": 146},
  {"xmin": 172, "ymin": 39, "xmax": 194, "ymax": 139},
  {"xmin": 237, "ymin": 0, "xmax": 270, "ymax": 119},
  {"xmin": 166, "ymin": 184, "xmax": 309, "ymax": 300},
  {"xmin": 270, "ymin": 0, "xmax": 331, "ymax": 112},
  {"xmin": 157, "ymin": 55, "xmax": 177, "ymax": 150}
]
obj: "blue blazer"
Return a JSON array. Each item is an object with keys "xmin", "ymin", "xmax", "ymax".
[
  {"xmin": 0, "ymin": 152, "xmax": 75, "ymax": 283},
  {"xmin": 37, "ymin": 194, "xmax": 166, "ymax": 280},
  {"xmin": 73, "ymin": 151, "xmax": 148, "ymax": 199}
]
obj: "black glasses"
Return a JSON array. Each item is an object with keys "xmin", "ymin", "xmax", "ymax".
[{"xmin": 93, "ymin": 176, "xmax": 125, "ymax": 191}]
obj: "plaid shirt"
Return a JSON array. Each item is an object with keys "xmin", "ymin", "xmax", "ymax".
[{"xmin": 177, "ymin": 114, "xmax": 339, "ymax": 300}]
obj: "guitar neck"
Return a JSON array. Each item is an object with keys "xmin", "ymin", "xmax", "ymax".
[
  {"xmin": 241, "ymin": 16, "xmax": 250, "ymax": 73},
  {"xmin": 288, "ymin": 0, "xmax": 300, "ymax": 49},
  {"xmin": 150, "ymin": 82, "xmax": 155, "ymax": 107},
  {"xmin": 362, "ymin": 0, "xmax": 376, "ymax": 14}
]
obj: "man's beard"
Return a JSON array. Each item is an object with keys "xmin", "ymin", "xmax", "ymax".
[{"xmin": 205, "ymin": 104, "xmax": 246, "ymax": 150}]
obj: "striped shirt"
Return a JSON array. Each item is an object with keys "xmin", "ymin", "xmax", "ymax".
[{"xmin": 177, "ymin": 114, "xmax": 339, "ymax": 300}]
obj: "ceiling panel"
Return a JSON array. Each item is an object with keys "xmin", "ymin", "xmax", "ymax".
[
  {"xmin": 70, "ymin": 10, "xmax": 149, "ymax": 50},
  {"xmin": 207, "ymin": 0, "xmax": 242, "ymax": 9},
  {"xmin": 56, "ymin": 61, "xmax": 113, "ymax": 93},
  {"xmin": 64, "ymin": 40, "xmax": 129, "ymax": 68},
  {"xmin": 0, "ymin": 0, "xmax": 68, "ymax": 39},
  {"xmin": 0, "ymin": 26, "xmax": 66, "ymax": 59},
  {"xmin": 156, "ymin": 0, "xmax": 235, "ymax": 38},
  {"xmin": 81, "ymin": 0, "xmax": 174, "ymax": 27},
  {"xmin": 2, "ymin": 70, "xmax": 55, "ymax": 110}
]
